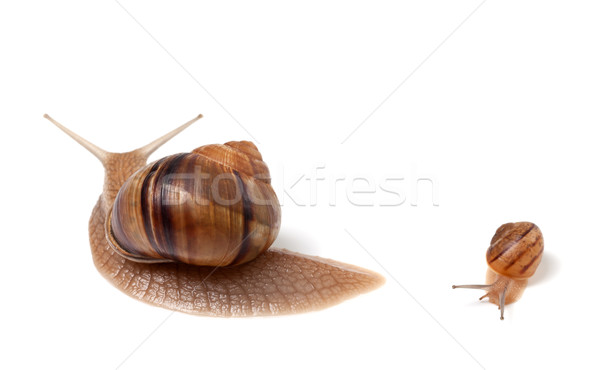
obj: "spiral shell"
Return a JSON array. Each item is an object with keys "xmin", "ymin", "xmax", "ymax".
[
  {"xmin": 106, "ymin": 141, "xmax": 281, "ymax": 266},
  {"xmin": 485, "ymin": 222, "xmax": 544, "ymax": 279}
]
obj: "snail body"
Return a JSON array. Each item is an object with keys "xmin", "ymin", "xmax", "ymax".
[
  {"xmin": 45, "ymin": 114, "xmax": 383, "ymax": 317},
  {"xmin": 453, "ymin": 222, "xmax": 544, "ymax": 320}
]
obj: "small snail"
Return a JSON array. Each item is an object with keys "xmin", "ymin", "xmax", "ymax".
[
  {"xmin": 44, "ymin": 113, "xmax": 384, "ymax": 317},
  {"xmin": 452, "ymin": 222, "xmax": 544, "ymax": 320}
]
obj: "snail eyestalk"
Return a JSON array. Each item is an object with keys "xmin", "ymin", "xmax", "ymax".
[
  {"xmin": 44, "ymin": 114, "xmax": 108, "ymax": 162},
  {"xmin": 452, "ymin": 283, "xmax": 498, "ymax": 308},
  {"xmin": 136, "ymin": 114, "xmax": 203, "ymax": 159},
  {"xmin": 499, "ymin": 285, "xmax": 507, "ymax": 320},
  {"xmin": 44, "ymin": 113, "xmax": 203, "ymax": 163},
  {"xmin": 452, "ymin": 284, "xmax": 492, "ymax": 289}
]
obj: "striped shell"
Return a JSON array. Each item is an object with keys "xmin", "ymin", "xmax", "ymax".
[
  {"xmin": 106, "ymin": 141, "xmax": 281, "ymax": 267},
  {"xmin": 486, "ymin": 222, "xmax": 544, "ymax": 279}
]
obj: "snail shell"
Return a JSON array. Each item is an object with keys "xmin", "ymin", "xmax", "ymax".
[
  {"xmin": 486, "ymin": 222, "xmax": 543, "ymax": 279},
  {"xmin": 106, "ymin": 141, "xmax": 281, "ymax": 266}
]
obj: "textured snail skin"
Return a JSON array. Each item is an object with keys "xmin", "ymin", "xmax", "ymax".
[
  {"xmin": 453, "ymin": 222, "xmax": 544, "ymax": 320},
  {"xmin": 47, "ymin": 115, "xmax": 384, "ymax": 316}
]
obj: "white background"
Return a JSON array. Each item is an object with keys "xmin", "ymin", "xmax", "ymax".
[{"xmin": 1, "ymin": 1, "xmax": 599, "ymax": 369}]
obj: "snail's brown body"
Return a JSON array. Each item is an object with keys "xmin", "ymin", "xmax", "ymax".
[
  {"xmin": 46, "ymin": 114, "xmax": 384, "ymax": 317},
  {"xmin": 453, "ymin": 222, "xmax": 544, "ymax": 320}
]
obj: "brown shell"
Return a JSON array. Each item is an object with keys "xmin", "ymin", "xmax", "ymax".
[
  {"xmin": 106, "ymin": 141, "xmax": 281, "ymax": 266},
  {"xmin": 486, "ymin": 222, "xmax": 544, "ymax": 279}
]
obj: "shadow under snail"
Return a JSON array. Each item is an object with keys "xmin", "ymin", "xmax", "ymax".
[
  {"xmin": 44, "ymin": 113, "xmax": 384, "ymax": 317},
  {"xmin": 453, "ymin": 222, "xmax": 544, "ymax": 320}
]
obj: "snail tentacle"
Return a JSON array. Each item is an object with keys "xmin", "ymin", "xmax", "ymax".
[
  {"xmin": 452, "ymin": 284, "xmax": 492, "ymax": 290},
  {"xmin": 44, "ymin": 114, "xmax": 108, "ymax": 162},
  {"xmin": 499, "ymin": 285, "xmax": 507, "ymax": 320},
  {"xmin": 136, "ymin": 114, "xmax": 203, "ymax": 159}
]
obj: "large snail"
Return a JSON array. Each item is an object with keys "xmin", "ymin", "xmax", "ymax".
[
  {"xmin": 453, "ymin": 222, "xmax": 544, "ymax": 320},
  {"xmin": 44, "ymin": 113, "xmax": 384, "ymax": 317}
]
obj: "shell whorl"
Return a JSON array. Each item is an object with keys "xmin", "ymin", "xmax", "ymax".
[
  {"xmin": 193, "ymin": 141, "xmax": 271, "ymax": 183},
  {"xmin": 106, "ymin": 142, "xmax": 281, "ymax": 267},
  {"xmin": 485, "ymin": 222, "xmax": 544, "ymax": 279}
]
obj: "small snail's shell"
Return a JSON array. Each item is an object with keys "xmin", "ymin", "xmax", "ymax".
[
  {"xmin": 107, "ymin": 141, "xmax": 281, "ymax": 266},
  {"xmin": 486, "ymin": 222, "xmax": 544, "ymax": 279}
]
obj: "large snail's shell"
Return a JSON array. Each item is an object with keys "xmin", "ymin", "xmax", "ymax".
[
  {"xmin": 106, "ymin": 141, "xmax": 281, "ymax": 266},
  {"xmin": 485, "ymin": 222, "xmax": 544, "ymax": 279}
]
